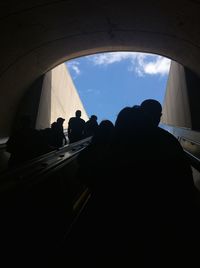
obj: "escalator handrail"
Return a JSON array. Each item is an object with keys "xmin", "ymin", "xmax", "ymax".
[
  {"xmin": 0, "ymin": 137, "xmax": 92, "ymax": 190},
  {"xmin": 184, "ymin": 150, "xmax": 200, "ymax": 172},
  {"xmin": 0, "ymin": 137, "xmax": 91, "ymax": 175},
  {"xmin": 160, "ymin": 124, "xmax": 200, "ymax": 171}
]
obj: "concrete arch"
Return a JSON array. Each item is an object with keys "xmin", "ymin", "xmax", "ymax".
[{"xmin": 1, "ymin": 0, "xmax": 200, "ymax": 137}]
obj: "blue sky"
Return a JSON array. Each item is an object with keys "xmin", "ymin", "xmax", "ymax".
[{"xmin": 66, "ymin": 52, "xmax": 171, "ymax": 124}]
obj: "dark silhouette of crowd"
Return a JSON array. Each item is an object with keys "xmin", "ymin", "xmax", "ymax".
[
  {"xmin": 6, "ymin": 115, "xmax": 67, "ymax": 168},
  {"xmin": 77, "ymin": 119, "xmax": 114, "ymax": 189},
  {"xmin": 64, "ymin": 99, "xmax": 199, "ymax": 267},
  {"xmin": 6, "ymin": 110, "xmax": 99, "ymax": 168},
  {"xmin": 6, "ymin": 101, "xmax": 200, "ymax": 266}
]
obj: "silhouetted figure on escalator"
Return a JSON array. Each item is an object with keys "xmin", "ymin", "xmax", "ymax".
[
  {"xmin": 52, "ymin": 117, "xmax": 67, "ymax": 148},
  {"xmin": 68, "ymin": 110, "xmax": 85, "ymax": 143},
  {"xmin": 92, "ymin": 119, "xmax": 114, "ymax": 145},
  {"xmin": 139, "ymin": 99, "xmax": 197, "ymax": 266},
  {"xmin": 84, "ymin": 115, "xmax": 98, "ymax": 138},
  {"xmin": 62, "ymin": 102, "xmax": 197, "ymax": 267},
  {"xmin": 41, "ymin": 118, "xmax": 67, "ymax": 149},
  {"xmin": 63, "ymin": 107, "xmax": 150, "ymax": 266},
  {"xmin": 77, "ymin": 119, "xmax": 114, "ymax": 189},
  {"xmin": 140, "ymin": 99, "xmax": 195, "ymax": 205}
]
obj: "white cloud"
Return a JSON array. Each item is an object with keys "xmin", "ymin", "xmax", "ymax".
[
  {"xmin": 66, "ymin": 60, "xmax": 81, "ymax": 75},
  {"xmin": 135, "ymin": 66, "xmax": 144, "ymax": 77},
  {"xmin": 87, "ymin": 52, "xmax": 171, "ymax": 76},
  {"xmin": 72, "ymin": 65, "xmax": 80, "ymax": 75},
  {"xmin": 138, "ymin": 56, "xmax": 171, "ymax": 76},
  {"xmin": 88, "ymin": 52, "xmax": 139, "ymax": 65}
]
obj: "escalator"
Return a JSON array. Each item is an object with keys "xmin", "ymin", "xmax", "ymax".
[
  {"xmin": 1, "ymin": 126, "xmax": 200, "ymax": 267},
  {"xmin": 0, "ymin": 137, "xmax": 91, "ymax": 267}
]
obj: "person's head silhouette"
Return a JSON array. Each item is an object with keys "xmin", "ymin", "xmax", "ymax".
[
  {"xmin": 56, "ymin": 117, "xmax": 65, "ymax": 125},
  {"xmin": 115, "ymin": 107, "xmax": 133, "ymax": 130},
  {"xmin": 75, "ymin": 110, "xmax": 81, "ymax": 118},
  {"xmin": 90, "ymin": 115, "xmax": 97, "ymax": 121},
  {"xmin": 140, "ymin": 99, "xmax": 162, "ymax": 127}
]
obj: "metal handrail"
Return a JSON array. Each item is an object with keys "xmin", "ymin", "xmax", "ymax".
[
  {"xmin": 160, "ymin": 124, "xmax": 200, "ymax": 172},
  {"xmin": 0, "ymin": 137, "xmax": 92, "ymax": 190},
  {"xmin": 184, "ymin": 150, "xmax": 200, "ymax": 172}
]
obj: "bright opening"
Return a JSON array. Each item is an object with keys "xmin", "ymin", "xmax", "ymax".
[{"xmin": 66, "ymin": 52, "xmax": 171, "ymax": 124}]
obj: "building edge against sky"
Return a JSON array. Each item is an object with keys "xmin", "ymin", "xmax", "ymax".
[
  {"xmin": 36, "ymin": 63, "xmax": 88, "ymax": 130},
  {"xmin": 162, "ymin": 61, "xmax": 200, "ymax": 130},
  {"xmin": 36, "ymin": 59, "xmax": 194, "ymax": 130}
]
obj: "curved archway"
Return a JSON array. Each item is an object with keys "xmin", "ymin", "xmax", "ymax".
[{"xmin": 1, "ymin": 0, "xmax": 200, "ymax": 136}]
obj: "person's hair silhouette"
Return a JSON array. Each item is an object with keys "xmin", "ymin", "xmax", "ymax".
[
  {"xmin": 76, "ymin": 110, "xmax": 81, "ymax": 118},
  {"xmin": 140, "ymin": 99, "xmax": 162, "ymax": 127}
]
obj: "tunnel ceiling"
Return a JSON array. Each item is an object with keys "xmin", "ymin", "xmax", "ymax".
[{"xmin": 1, "ymin": 0, "xmax": 200, "ymax": 137}]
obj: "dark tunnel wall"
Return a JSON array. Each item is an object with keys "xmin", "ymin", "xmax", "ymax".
[
  {"xmin": 13, "ymin": 76, "xmax": 44, "ymax": 132},
  {"xmin": 1, "ymin": 0, "xmax": 200, "ymax": 137},
  {"xmin": 185, "ymin": 68, "xmax": 200, "ymax": 131}
]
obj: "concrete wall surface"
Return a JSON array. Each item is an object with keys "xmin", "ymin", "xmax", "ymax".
[
  {"xmin": 162, "ymin": 61, "xmax": 200, "ymax": 130},
  {"xmin": 36, "ymin": 63, "xmax": 88, "ymax": 130},
  {"xmin": 161, "ymin": 61, "xmax": 191, "ymax": 128}
]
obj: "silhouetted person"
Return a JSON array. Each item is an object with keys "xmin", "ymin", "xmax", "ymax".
[
  {"xmin": 140, "ymin": 99, "xmax": 194, "ymax": 198},
  {"xmin": 140, "ymin": 99, "xmax": 198, "ymax": 265},
  {"xmin": 63, "ymin": 103, "xmax": 197, "ymax": 267},
  {"xmin": 52, "ymin": 117, "xmax": 67, "ymax": 147},
  {"xmin": 114, "ymin": 106, "xmax": 139, "ymax": 141},
  {"xmin": 77, "ymin": 119, "xmax": 114, "ymax": 189},
  {"xmin": 84, "ymin": 115, "xmax": 98, "ymax": 137},
  {"xmin": 140, "ymin": 99, "xmax": 162, "ymax": 127},
  {"xmin": 68, "ymin": 110, "xmax": 85, "ymax": 143},
  {"xmin": 108, "ymin": 103, "xmax": 197, "ymax": 266},
  {"xmin": 65, "ymin": 110, "xmax": 150, "ymax": 265},
  {"xmin": 92, "ymin": 119, "xmax": 114, "ymax": 145}
]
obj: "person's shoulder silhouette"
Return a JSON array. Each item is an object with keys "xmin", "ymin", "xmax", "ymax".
[
  {"xmin": 140, "ymin": 99, "xmax": 185, "ymax": 152},
  {"xmin": 92, "ymin": 119, "xmax": 114, "ymax": 145},
  {"xmin": 140, "ymin": 99, "xmax": 194, "ymax": 200}
]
